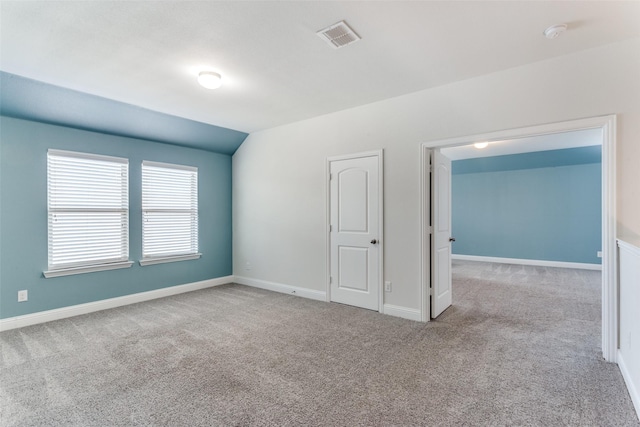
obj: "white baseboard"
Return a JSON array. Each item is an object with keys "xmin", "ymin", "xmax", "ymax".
[
  {"xmin": 618, "ymin": 350, "xmax": 640, "ymax": 420},
  {"xmin": 452, "ymin": 254, "xmax": 602, "ymax": 271},
  {"xmin": 383, "ymin": 304, "xmax": 422, "ymax": 321},
  {"xmin": 234, "ymin": 276, "xmax": 327, "ymax": 302},
  {"xmin": 236, "ymin": 276, "xmax": 424, "ymax": 322},
  {"xmin": 0, "ymin": 275, "xmax": 233, "ymax": 332}
]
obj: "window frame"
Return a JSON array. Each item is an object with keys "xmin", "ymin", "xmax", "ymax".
[
  {"xmin": 44, "ymin": 149, "xmax": 133, "ymax": 278},
  {"xmin": 140, "ymin": 160, "xmax": 200, "ymax": 266}
]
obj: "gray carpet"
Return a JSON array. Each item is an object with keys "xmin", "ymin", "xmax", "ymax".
[{"xmin": 1, "ymin": 261, "xmax": 638, "ymax": 426}]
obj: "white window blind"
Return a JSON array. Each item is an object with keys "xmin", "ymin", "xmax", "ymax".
[
  {"xmin": 46, "ymin": 150, "xmax": 130, "ymax": 276},
  {"xmin": 141, "ymin": 161, "xmax": 199, "ymax": 264}
]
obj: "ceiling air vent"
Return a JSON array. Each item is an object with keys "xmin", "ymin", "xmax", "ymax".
[{"xmin": 317, "ymin": 21, "xmax": 361, "ymax": 49}]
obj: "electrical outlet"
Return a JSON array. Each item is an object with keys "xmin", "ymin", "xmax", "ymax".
[
  {"xmin": 597, "ymin": 251, "xmax": 603, "ymax": 258},
  {"xmin": 18, "ymin": 290, "xmax": 28, "ymax": 302},
  {"xmin": 384, "ymin": 281, "xmax": 392, "ymax": 292},
  {"xmin": 245, "ymin": 261, "xmax": 251, "ymax": 271}
]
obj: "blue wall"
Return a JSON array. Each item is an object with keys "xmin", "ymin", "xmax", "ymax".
[
  {"xmin": 0, "ymin": 116, "xmax": 232, "ymax": 319},
  {"xmin": 0, "ymin": 72, "xmax": 249, "ymax": 155},
  {"xmin": 451, "ymin": 146, "xmax": 601, "ymax": 264}
]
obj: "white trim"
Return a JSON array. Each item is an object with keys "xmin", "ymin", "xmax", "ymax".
[
  {"xmin": 325, "ymin": 150, "xmax": 384, "ymax": 313},
  {"xmin": 420, "ymin": 115, "xmax": 617, "ymax": 362},
  {"xmin": 377, "ymin": 151, "xmax": 384, "ymax": 313},
  {"xmin": 141, "ymin": 162, "xmax": 198, "ymax": 260},
  {"xmin": 0, "ymin": 276, "xmax": 233, "ymax": 332},
  {"xmin": 419, "ymin": 145, "xmax": 430, "ymax": 321},
  {"xmin": 422, "ymin": 116, "xmax": 613, "ymax": 149},
  {"xmin": 139, "ymin": 253, "xmax": 202, "ymax": 266},
  {"xmin": 142, "ymin": 160, "xmax": 197, "ymax": 172},
  {"xmin": 618, "ymin": 239, "xmax": 640, "ymax": 257},
  {"xmin": 452, "ymin": 254, "xmax": 602, "ymax": 271},
  {"xmin": 601, "ymin": 115, "xmax": 617, "ymax": 363},
  {"xmin": 47, "ymin": 151, "xmax": 130, "ymax": 272},
  {"xmin": 234, "ymin": 276, "xmax": 327, "ymax": 301},
  {"xmin": 47, "ymin": 148, "xmax": 128, "ymax": 164},
  {"xmin": 383, "ymin": 304, "xmax": 422, "ymax": 322},
  {"xmin": 617, "ymin": 350, "xmax": 640, "ymax": 420},
  {"xmin": 325, "ymin": 149, "xmax": 383, "ymax": 162},
  {"xmin": 326, "ymin": 155, "xmax": 331, "ymax": 304},
  {"xmin": 44, "ymin": 261, "xmax": 134, "ymax": 278}
]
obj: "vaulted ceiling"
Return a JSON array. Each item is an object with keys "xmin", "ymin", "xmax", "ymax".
[{"xmin": 1, "ymin": 1, "xmax": 639, "ymax": 152}]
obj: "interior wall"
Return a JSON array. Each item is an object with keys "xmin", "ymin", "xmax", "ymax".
[
  {"xmin": 618, "ymin": 116, "xmax": 640, "ymax": 245},
  {"xmin": 0, "ymin": 116, "xmax": 232, "ymax": 319},
  {"xmin": 451, "ymin": 147, "xmax": 602, "ymax": 265},
  {"xmin": 232, "ymin": 38, "xmax": 640, "ymax": 312}
]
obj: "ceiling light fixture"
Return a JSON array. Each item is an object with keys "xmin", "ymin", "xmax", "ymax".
[
  {"xmin": 474, "ymin": 142, "xmax": 489, "ymax": 149},
  {"xmin": 543, "ymin": 24, "xmax": 567, "ymax": 39},
  {"xmin": 198, "ymin": 71, "xmax": 222, "ymax": 90}
]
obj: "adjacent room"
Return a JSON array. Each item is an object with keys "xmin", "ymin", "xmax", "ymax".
[
  {"xmin": 446, "ymin": 130, "xmax": 603, "ymax": 267},
  {"xmin": 1, "ymin": 1, "xmax": 639, "ymax": 425}
]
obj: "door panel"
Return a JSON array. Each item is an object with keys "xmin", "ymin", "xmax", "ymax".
[
  {"xmin": 431, "ymin": 149, "xmax": 453, "ymax": 318},
  {"xmin": 338, "ymin": 246, "xmax": 369, "ymax": 291},
  {"xmin": 435, "ymin": 247, "xmax": 450, "ymax": 299},
  {"xmin": 338, "ymin": 169, "xmax": 369, "ymax": 232},
  {"xmin": 437, "ymin": 162, "xmax": 450, "ymax": 232},
  {"xmin": 330, "ymin": 154, "xmax": 380, "ymax": 311}
]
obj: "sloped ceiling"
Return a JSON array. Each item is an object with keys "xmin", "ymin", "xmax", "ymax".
[
  {"xmin": 1, "ymin": 1, "xmax": 639, "ymax": 152},
  {"xmin": 0, "ymin": 72, "xmax": 248, "ymax": 155}
]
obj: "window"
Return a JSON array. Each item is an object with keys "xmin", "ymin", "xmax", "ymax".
[
  {"xmin": 45, "ymin": 150, "xmax": 132, "ymax": 278},
  {"xmin": 141, "ymin": 161, "xmax": 199, "ymax": 265}
]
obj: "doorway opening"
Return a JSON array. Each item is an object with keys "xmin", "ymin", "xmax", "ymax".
[
  {"xmin": 420, "ymin": 115, "xmax": 617, "ymax": 362},
  {"xmin": 445, "ymin": 129, "xmax": 602, "ymax": 269}
]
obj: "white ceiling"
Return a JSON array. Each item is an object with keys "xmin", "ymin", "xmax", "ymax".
[
  {"xmin": 1, "ymin": 1, "xmax": 639, "ymax": 133},
  {"xmin": 441, "ymin": 128, "xmax": 602, "ymax": 160}
]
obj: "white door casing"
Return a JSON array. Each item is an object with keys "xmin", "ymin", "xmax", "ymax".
[
  {"xmin": 328, "ymin": 151, "xmax": 382, "ymax": 311},
  {"xmin": 431, "ymin": 149, "xmax": 453, "ymax": 318},
  {"xmin": 419, "ymin": 115, "xmax": 617, "ymax": 362}
]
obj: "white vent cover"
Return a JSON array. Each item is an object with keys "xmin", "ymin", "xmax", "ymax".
[{"xmin": 317, "ymin": 21, "xmax": 361, "ymax": 49}]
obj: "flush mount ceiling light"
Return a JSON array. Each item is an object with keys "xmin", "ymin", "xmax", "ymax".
[
  {"xmin": 474, "ymin": 142, "xmax": 489, "ymax": 149},
  {"xmin": 543, "ymin": 24, "xmax": 568, "ymax": 39},
  {"xmin": 198, "ymin": 71, "xmax": 222, "ymax": 89}
]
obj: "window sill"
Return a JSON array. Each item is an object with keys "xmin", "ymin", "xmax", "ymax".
[
  {"xmin": 44, "ymin": 261, "xmax": 134, "ymax": 278},
  {"xmin": 139, "ymin": 253, "xmax": 202, "ymax": 266}
]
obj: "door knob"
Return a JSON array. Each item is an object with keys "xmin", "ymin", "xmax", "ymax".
[
  {"xmin": 371, "ymin": 239, "xmax": 378, "ymax": 244},
  {"xmin": 449, "ymin": 237, "xmax": 456, "ymax": 242}
]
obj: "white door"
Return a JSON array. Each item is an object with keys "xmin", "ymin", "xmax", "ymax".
[
  {"xmin": 431, "ymin": 149, "xmax": 453, "ymax": 318},
  {"xmin": 329, "ymin": 153, "xmax": 381, "ymax": 311}
]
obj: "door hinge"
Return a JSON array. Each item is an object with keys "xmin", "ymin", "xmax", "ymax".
[
  {"xmin": 330, "ymin": 173, "xmax": 333, "ymax": 180},
  {"xmin": 330, "ymin": 276, "xmax": 333, "ymax": 284},
  {"xmin": 329, "ymin": 225, "xmax": 332, "ymax": 232}
]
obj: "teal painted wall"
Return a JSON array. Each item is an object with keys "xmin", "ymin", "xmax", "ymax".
[
  {"xmin": 451, "ymin": 147, "xmax": 602, "ymax": 264},
  {"xmin": 452, "ymin": 145, "xmax": 602, "ymax": 174},
  {"xmin": 0, "ymin": 116, "xmax": 232, "ymax": 319}
]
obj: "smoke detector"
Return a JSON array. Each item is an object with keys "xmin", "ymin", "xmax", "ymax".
[
  {"xmin": 544, "ymin": 24, "xmax": 568, "ymax": 39},
  {"xmin": 317, "ymin": 21, "xmax": 361, "ymax": 49}
]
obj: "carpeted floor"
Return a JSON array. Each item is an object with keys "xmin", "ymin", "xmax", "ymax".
[{"xmin": 1, "ymin": 261, "xmax": 638, "ymax": 426}]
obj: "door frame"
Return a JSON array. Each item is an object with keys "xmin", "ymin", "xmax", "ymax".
[
  {"xmin": 419, "ymin": 115, "xmax": 617, "ymax": 362},
  {"xmin": 326, "ymin": 150, "xmax": 384, "ymax": 313}
]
